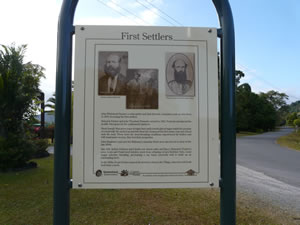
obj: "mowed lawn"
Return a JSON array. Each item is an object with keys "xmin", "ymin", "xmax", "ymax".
[
  {"xmin": 0, "ymin": 156, "xmax": 296, "ymax": 225},
  {"xmin": 277, "ymin": 130, "xmax": 300, "ymax": 151}
]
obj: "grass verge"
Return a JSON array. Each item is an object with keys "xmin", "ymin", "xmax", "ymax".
[
  {"xmin": 277, "ymin": 130, "xmax": 300, "ymax": 151},
  {"xmin": 0, "ymin": 156, "xmax": 297, "ymax": 224},
  {"xmin": 237, "ymin": 131, "xmax": 262, "ymax": 137}
]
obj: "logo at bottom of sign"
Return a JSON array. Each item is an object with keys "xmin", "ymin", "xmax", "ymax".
[
  {"xmin": 95, "ymin": 169, "xmax": 197, "ymax": 177},
  {"xmin": 95, "ymin": 169, "xmax": 141, "ymax": 177}
]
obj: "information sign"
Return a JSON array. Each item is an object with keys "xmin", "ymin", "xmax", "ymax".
[{"xmin": 73, "ymin": 26, "xmax": 219, "ymax": 188}]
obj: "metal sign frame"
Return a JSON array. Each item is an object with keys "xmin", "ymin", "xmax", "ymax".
[{"xmin": 53, "ymin": 0, "xmax": 235, "ymax": 224}]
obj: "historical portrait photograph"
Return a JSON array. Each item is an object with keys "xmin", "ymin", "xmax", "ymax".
[
  {"xmin": 98, "ymin": 51, "xmax": 128, "ymax": 95},
  {"xmin": 126, "ymin": 69, "xmax": 158, "ymax": 109},
  {"xmin": 165, "ymin": 53, "xmax": 195, "ymax": 96}
]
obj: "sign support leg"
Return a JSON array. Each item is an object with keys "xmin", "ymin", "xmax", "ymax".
[
  {"xmin": 53, "ymin": 0, "xmax": 78, "ymax": 224},
  {"xmin": 212, "ymin": 0, "xmax": 236, "ymax": 224}
]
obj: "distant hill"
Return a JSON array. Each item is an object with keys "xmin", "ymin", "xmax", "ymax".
[
  {"xmin": 35, "ymin": 111, "xmax": 55, "ymax": 124},
  {"xmin": 289, "ymin": 100, "xmax": 300, "ymax": 113}
]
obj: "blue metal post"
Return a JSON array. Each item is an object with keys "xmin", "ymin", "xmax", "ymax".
[
  {"xmin": 212, "ymin": 0, "xmax": 236, "ymax": 224},
  {"xmin": 53, "ymin": 0, "xmax": 78, "ymax": 224}
]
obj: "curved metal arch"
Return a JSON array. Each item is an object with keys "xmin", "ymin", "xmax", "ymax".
[
  {"xmin": 212, "ymin": 0, "xmax": 236, "ymax": 225},
  {"xmin": 53, "ymin": 0, "xmax": 236, "ymax": 224},
  {"xmin": 53, "ymin": 0, "xmax": 78, "ymax": 224}
]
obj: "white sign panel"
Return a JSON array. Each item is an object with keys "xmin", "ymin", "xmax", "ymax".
[{"xmin": 73, "ymin": 26, "xmax": 219, "ymax": 189}]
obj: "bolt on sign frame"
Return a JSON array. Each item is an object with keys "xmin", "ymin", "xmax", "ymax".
[{"xmin": 53, "ymin": 0, "xmax": 235, "ymax": 224}]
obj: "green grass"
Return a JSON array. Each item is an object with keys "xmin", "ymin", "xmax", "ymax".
[
  {"xmin": 0, "ymin": 156, "xmax": 297, "ymax": 224},
  {"xmin": 237, "ymin": 131, "xmax": 263, "ymax": 137},
  {"xmin": 277, "ymin": 130, "xmax": 300, "ymax": 151}
]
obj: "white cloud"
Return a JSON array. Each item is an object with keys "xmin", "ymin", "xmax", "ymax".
[
  {"xmin": 1, "ymin": 0, "xmax": 61, "ymax": 101},
  {"xmin": 139, "ymin": 8, "xmax": 159, "ymax": 25},
  {"xmin": 106, "ymin": 0, "xmax": 122, "ymax": 11}
]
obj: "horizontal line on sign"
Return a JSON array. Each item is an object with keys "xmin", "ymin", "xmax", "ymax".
[
  {"xmin": 140, "ymin": 172, "xmax": 198, "ymax": 174},
  {"xmin": 85, "ymin": 38, "xmax": 206, "ymax": 43},
  {"xmin": 83, "ymin": 181, "xmax": 209, "ymax": 184},
  {"xmin": 92, "ymin": 43, "xmax": 199, "ymax": 47},
  {"xmin": 173, "ymin": 39, "xmax": 207, "ymax": 42},
  {"xmin": 86, "ymin": 38, "xmax": 122, "ymax": 40},
  {"xmin": 166, "ymin": 97, "xmax": 194, "ymax": 99}
]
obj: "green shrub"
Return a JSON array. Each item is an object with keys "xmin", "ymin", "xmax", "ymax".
[
  {"xmin": 255, "ymin": 129, "xmax": 264, "ymax": 133},
  {"xmin": 286, "ymin": 112, "xmax": 298, "ymax": 126},
  {"xmin": 32, "ymin": 138, "xmax": 50, "ymax": 158},
  {"xmin": 0, "ymin": 134, "xmax": 35, "ymax": 171},
  {"xmin": 294, "ymin": 118, "xmax": 300, "ymax": 127},
  {"xmin": 44, "ymin": 125, "xmax": 54, "ymax": 143},
  {"xmin": 0, "ymin": 44, "xmax": 45, "ymax": 171}
]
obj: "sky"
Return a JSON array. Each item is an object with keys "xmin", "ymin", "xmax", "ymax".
[{"xmin": 1, "ymin": 0, "xmax": 300, "ymax": 104}]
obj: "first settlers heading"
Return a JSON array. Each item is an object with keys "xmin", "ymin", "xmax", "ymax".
[{"xmin": 121, "ymin": 32, "xmax": 173, "ymax": 40}]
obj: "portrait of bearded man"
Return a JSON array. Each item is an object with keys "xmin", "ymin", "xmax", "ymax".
[
  {"xmin": 167, "ymin": 57, "xmax": 193, "ymax": 96},
  {"xmin": 98, "ymin": 52, "xmax": 127, "ymax": 95}
]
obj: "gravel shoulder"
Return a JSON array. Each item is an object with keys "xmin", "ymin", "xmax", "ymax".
[{"xmin": 237, "ymin": 165, "xmax": 300, "ymax": 215}]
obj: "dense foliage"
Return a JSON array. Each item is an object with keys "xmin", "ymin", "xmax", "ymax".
[
  {"xmin": 235, "ymin": 72, "xmax": 288, "ymax": 132},
  {"xmin": 0, "ymin": 134, "xmax": 35, "ymax": 170},
  {"xmin": 286, "ymin": 112, "xmax": 298, "ymax": 126},
  {"xmin": 236, "ymin": 84, "xmax": 277, "ymax": 132},
  {"xmin": 294, "ymin": 118, "xmax": 300, "ymax": 127},
  {"xmin": 0, "ymin": 44, "xmax": 45, "ymax": 170},
  {"xmin": 288, "ymin": 100, "xmax": 300, "ymax": 113}
]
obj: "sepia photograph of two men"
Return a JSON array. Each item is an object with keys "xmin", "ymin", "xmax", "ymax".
[{"xmin": 98, "ymin": 51, "xmax": 195, "ymax": 109}]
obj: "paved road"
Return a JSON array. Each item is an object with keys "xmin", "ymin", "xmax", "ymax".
[
  {"xmin": 237, "ymin": 127, "xmax": 300, "ymax": 188},
  {"xmin": 237, "ymin": 128, "xmax": 300, "ymax": 214}
]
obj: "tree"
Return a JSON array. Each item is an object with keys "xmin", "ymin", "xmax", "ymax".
[
  {"xmin": 288, "ymin": 100, "xmax": 300, "ymax": 113},
  {"xmin": 235, "ymin": 70, "xmax": 284, "ymax": 132},
  {"xmin": 236, "ymin": 83, "xmax": 252, "ymax": 131},
  {"xmin": 45, "ymin": 93, "xmax": 55, "ymax": 112},
  {"xmin": 45, "ymin": 81, "xmax": 74, "ymax": 137},
  {"xmin": 235, "ymin": 70, "xmax": 245, "ymax": 86},
  {"xmin": 287, "ymin": 112, "xmax": 298, "ymax": 126},
  {"xmin": 294, "ymin": 119, "xmax": 300, "ymax": 127},
  {"xmin": 254, "ymin": 94, "xmax": 277, "ymax": 131},
  {"xmin": 236, "ymin": 83, "xmax": 277, "ymax": 132},
  {"xmin": 45, "ymin": 81, "xmax": 74, "ymax": 112},
  {"xmin": 260, "ymin": 91, "xmax": 289, "ymax": 126},
  {"xmin": 260, "ymin": 90, "xmax": 288, "ymax": 110},
  {"xmin": 0, "ymin": 44, "xmax": 44, "ymax": 170}
]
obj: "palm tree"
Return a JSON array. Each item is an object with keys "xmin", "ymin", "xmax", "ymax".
[
  {"xmin": 45, "ymin": 83, "xmax": 74, "ymax": 136},
  {"xmin": 45, "ymin": 81, "xmax": 73, "ymax": 113},
  {"xmin": 45, "ymin": 93, "xmax": 55, "ymax": 113}
]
